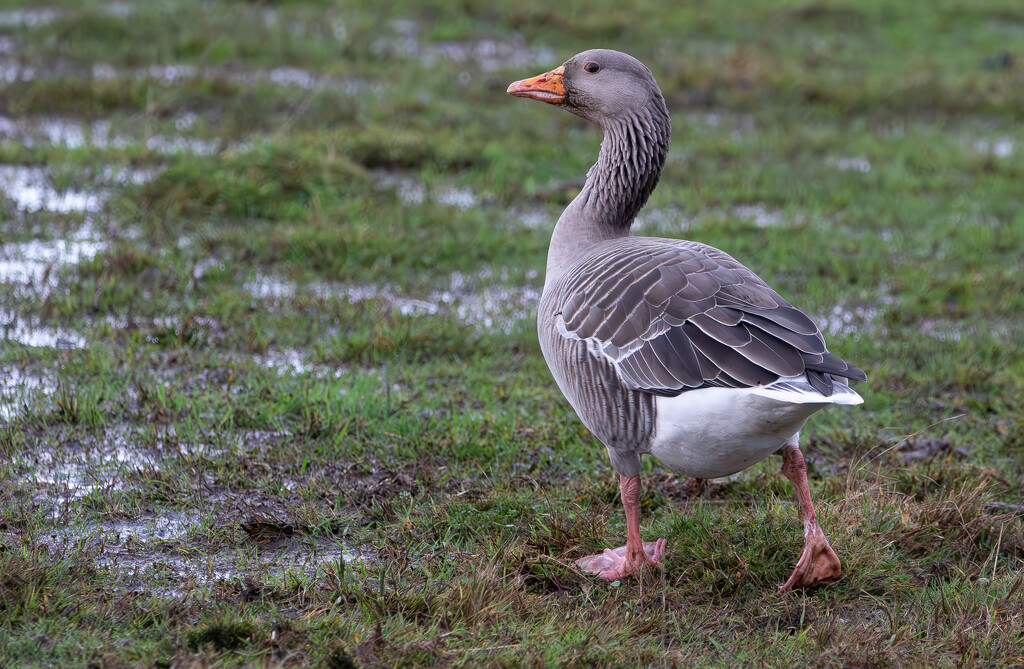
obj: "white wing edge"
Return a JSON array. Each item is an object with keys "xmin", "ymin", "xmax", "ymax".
[{"xmin": 750, "ymin": 375, "xmax": 863, "ymax": 406}]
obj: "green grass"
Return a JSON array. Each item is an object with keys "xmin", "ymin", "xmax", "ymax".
[{"xmin": 2, "ymin": 0, "xmax": 1024, "ymax": 666}]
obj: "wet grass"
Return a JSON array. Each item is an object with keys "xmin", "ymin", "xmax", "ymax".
[{"xmin": 2, "ymin": 0, "xmax": 1024, "ymax": 667}]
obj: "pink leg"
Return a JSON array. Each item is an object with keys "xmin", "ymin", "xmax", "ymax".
[
  {"xmin": 778, "ymin": 444, "xmax": 842, "ymax": 593},
  {"xmin": 575, "ymin": 474, "xmax": 666, "ymax": 580}
]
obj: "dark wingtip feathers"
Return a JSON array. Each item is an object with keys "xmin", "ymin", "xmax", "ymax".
[{"xmin": 803, "ymin": 352, "xmax": 867, "ymax": 397}]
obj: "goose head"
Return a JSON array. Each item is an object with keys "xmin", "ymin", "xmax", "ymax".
[{"xmin": 507, "ymin": 49, "xmax": 666, "ymax": 128}]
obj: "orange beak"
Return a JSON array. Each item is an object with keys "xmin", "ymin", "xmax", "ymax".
[{"xmin": 507, "ymin": 66, "xmax": 566, "ymax": 104}]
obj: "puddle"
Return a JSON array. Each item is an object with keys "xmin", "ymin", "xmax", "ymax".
[
  {"xmin": 0, "ymin": 19, "xmax": 379, "ymax": 94},
  {"xmin": 808, "ymin": 284, "xmax": 1020, "ymax": 344},
  {"xmin": 372, "ymin": 171, "xmax": 428, "ymax": 206},
  {"xmin": 972, "ymin": 138, "xmax": 1014, "ymax": 158},
  {"xmin": 123, "ymin": 62, "xmax": 385, "ymax": 97},
  {"xmin": 248, "ymin": 347, "xmax": 349, "ymax": 378},
  {"xmin": 0, "ymin": 116, "xmax": 120, "ymax": 150},
  {"xmin": 15, "ymin": 426, "xmax": 277, "ymax": 504},
  {"xmin": 226, "ymin": 68, "xmax": 385, "ymax": 96},
  {"xmin": 919, "ymin": 319, "xmax": 967, "ymax": 343},
  {"xmin": 633, "ymin": 205, "xmax": 692, "ymax": 232},
  {"xmin": 3, "ymin": 267, "xmax": 904, "ymax": 353},
  {"xmin": 0, "ymin": 165, "xmax": 104, "ymax": 213},
  {"xmin": 144, "ymin": 134, "xmax": 222, "ymax": 155},
  {"xmin": 265, "ymin": 66, "xmax": 320, "ymax": 89},
  {"xmin": 0, "ymin": 162, "xmax": 152, "ymax": 214},
  {"xmin": 0, "ymin": 115, "xmax": 240, "ymax": 156},
  {"xmin": 214, "ymin": 65, "xmax": 384, "ymax": 96},
  {"xmin": 0, "ymin": 8, "xmax": 60, "ymax": 27},
  {"xmin": 987, "ymin": 19, "xmax": 1024, "ymax": 38},
  {"xmin": 0, "ymin": 116, "xmax": 85, "ymax": 148},
  {"xmin": 246, "ymin": 269, "xmax": 540, "ymax": 335},
  {"xmin": 0, "ymin": 167, "xmax": 154, "ymax": 302},
  {"xmin": 32, "ymin": 507, "xmax": 359, "ymax": 597},
  {"xmin": 104, "ymin": 2, "xmax": 133, "ymax": 19},
  {"xmin": 424, "ymin": 38, "xmax": 557, "ymax": 73},
  {"xmin": 0, "ymin": 61, "xmax": 34, "ymax": 84},
  {"xmin": 509, "ymin": 206, "xmax": 558, "ymax": 230},
  {"xmin": 0, "ymin": 220, "xmax": 103, "ymax": 288},
  {"xmin": 686, "ymin": 111, "xmax": 757, "ymax": 132},
  {"xmin": 101, "ymin": 164, "xmax": 157, "ymax": 186},
  {"xmin": 0, "ymin": 368, "xmax": 51, "ymax": 422},
  {"xmin": 20, "ymin": 433, "xmax": 160, "ymax": 504},
  {"xmin": 731, "ymin": 203, "xmax": 789, "ymax": 228},
  {"xmin": 375, "ymin": 20, "xmax": 555, "ymax": 73},
  {"xmin": 812, "ymin": 297, "xmax": 1018, "ymax": 344},
  {"xmin": 71, "ymin": 510, "xmax": 202, "ymax": 545},
  {"xmin": 918, "ymin": 317, "xmax": 1018, "ymax": 343},
  {"xmin": 816, "ymin": 303, "xmax": 880, "ymax": 339},
  {"xmin": 341, "ymin": 283, "xmax": 443, "ymax": 315},
  {"xmin": 244, "ymin": 276, "xmax": 303, "ymax": 301},
  {"xmin": 92, "ymin": 537, "xmax": 357, "ymax": 597},
  {"xmin": 1, "ymin": 310, "xmax": 87, "ymax": 348},
  {"xmin": 372, "ymin": 170, "xmax": 478, "ymax": 209},
  {"xmin": 431, "ymin": 270, "xmax": 540, "ymax": 333},
  {"xmin": 634, "ymin": 203, "xmax": 796, "ymax": 232},
  {"xmin": 17, "ymin": 449, "xmax": 363, "ymax": 595},
  {"xmin": 1, "ymin": 50, "xmax": 384, "ymax": 96},
  {"xmin": 0, "ymin": 11, "xmax": 380, "ymax": 97},
  {"xmin": 252, "ymin": 348, "xmax": 310, "ymax": 375},
  {"xmin": 827, "ymin": 156, "xmax": 872, "ymax": 173},
  {"xmin": 246, "ymin": 277, "xmax": 444, "ymax": 318}
]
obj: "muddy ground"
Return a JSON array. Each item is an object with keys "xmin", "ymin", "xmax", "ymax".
[{"xmin": 2, "ymin": 1, "xmax": 1024, "ymax": 667}]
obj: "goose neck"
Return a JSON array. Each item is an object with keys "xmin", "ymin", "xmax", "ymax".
[{"xmin": 545, "ymin": 107, "xmax": 670, "ymax": 281}]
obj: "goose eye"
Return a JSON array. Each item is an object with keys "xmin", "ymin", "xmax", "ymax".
[{"xmin": 584, "ymin": 61, "xmax": 601, "ymax": 74}]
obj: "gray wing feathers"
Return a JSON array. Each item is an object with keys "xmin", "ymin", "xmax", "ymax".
[{"xmin": 555, "ymin": 238, "xmax": 867, "ymax": 396}]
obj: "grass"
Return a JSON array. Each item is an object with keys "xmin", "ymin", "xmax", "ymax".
[{"xmin": 1, "ymin": 0, "xmax": 1023, "ymax": 666}]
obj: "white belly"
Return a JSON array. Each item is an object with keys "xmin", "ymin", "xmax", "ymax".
[{"xmin": 648, "ymin": 379, "xmax": 862, "ymax": 479}]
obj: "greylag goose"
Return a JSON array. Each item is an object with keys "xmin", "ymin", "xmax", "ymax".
[{"xmin": 507, "ymin": 49, "xmax": 867, "ymax": 593}]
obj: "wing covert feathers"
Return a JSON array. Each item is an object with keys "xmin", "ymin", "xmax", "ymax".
[{"xmin": 554, "ymin": 238, "xmax": 867, "ymax": 396}]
